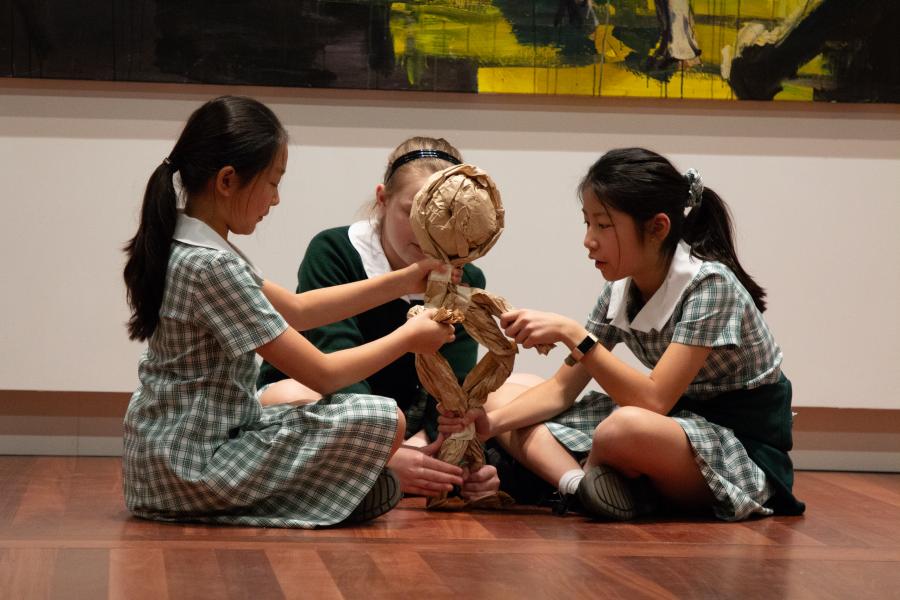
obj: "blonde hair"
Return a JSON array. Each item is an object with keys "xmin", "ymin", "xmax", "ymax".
[{"xmin": 363, "ymin": 137, "xmax": 464, "ymax": 221}]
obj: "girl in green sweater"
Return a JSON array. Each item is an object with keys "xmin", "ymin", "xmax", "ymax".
[{"xmin": 259, "ymin": 137, "xmax": 540, "ymax": 501}]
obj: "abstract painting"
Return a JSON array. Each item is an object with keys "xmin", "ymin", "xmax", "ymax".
[{"xmin": 3, "ymin": 1, "xmax": 898, "ymax": 102}]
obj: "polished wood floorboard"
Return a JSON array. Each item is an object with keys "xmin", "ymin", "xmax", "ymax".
[{"xmin": 0, "ymin": 457, "xmax": 898, "ymax": 599}]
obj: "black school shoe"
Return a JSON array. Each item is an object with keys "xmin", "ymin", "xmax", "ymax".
[
  {"xmin": 344, "ymin": 468, "xmax": 402, "ymax": 524},
  {"xmin": 486, "ymin": 445, "xmax": 590, "ymax": 516},
  {"xmin": 576, "ymin": 465, "xmax": 658, "ymax": 521},
  {"xmin": 539, "ymin": 491, "xmax": 586, "ymax": 516},
  {"xmin": 484, "ymin": 446, "xmax": 583, "ymax": 516}
]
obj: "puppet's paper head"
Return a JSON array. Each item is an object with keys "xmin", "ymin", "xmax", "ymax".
[{"xmin": 410, "ymin": 164, "xmax": 504, "ymax": 266}]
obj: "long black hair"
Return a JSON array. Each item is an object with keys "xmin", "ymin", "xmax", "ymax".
[
  {"xmin": 123, "ymin": 95, "xmax": 287, "ymax": 341},
  {"xmin": 580, "ymin": 147, "xmax": 767, "ymax": 312}
]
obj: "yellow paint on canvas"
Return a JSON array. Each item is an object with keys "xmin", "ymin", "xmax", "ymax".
[
  {"xmin": 593, "ymin": 25, "xmax": 634, "ymax": 61},
  {"xmin": 390, "ymin": 2, "xmax": 559, "ymax": 66},
  {"xmin": 797, "ymin": 54, "xmax": 826, "ymax": 76},
  {"xmin": 692, "ymin": 23, "xmax": 737, "ymax": 69},
  {"xmin": 478, "ymin": 62, "xmax": 738, "ymax": 99},
  {"xmin": 690, "ymin": 0, "xmax": 818, "ymax": 20},
  {"xmin": 389, "ymin": 1, "xmax": 822, "ymax": 100},
  {"xmin": 773, "ymin": 83, "xmax": 814, "ymax": 101},
  {"xmin": 605, "ymin": 0, "xmax": 813, "ymax": 20}
]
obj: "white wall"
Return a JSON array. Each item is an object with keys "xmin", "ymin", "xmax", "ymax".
[{"xmin": 1, "ymin": 82, "xmax": 898, "ymax": 408}]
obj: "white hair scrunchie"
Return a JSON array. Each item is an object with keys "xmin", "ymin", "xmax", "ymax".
[{"xmin": 684, "ymin": 168, "xmax": 704, "ymax": 209}]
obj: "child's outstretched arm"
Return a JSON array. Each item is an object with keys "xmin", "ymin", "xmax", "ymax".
[
  {"xmin": 262, "ymin": 258, "xmax": 446, "ymax": 332},
  {"xmin": 257, "ymin": 308, "xmax": 455, "ymax": 395},
  {"xmin": 501, "ymin": 309, "xmax": 711, "ymax": 415}
]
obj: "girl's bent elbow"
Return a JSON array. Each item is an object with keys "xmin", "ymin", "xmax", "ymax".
[
  {"xmin": 631, "ymin": 392, "xmax": 670, "ymax": 414},
  {"xmin": 306, "ymin": 373, "xmax": 336, "ymax": 396},
  {"xmin": 614, "ymin": 393, "xmax": 669, "ymax": 415},
  {"xmin": 648, "ymin": 396, "xmax": 676, "ymax": 415}
]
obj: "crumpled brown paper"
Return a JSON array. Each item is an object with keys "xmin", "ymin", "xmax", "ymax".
[
  {"xmin": 407, "ymin": 164, "xmax": 547, "ymax": 511},
  {"xmin": 410, "ymin": 164, "xmax": 504, "ymax": 266}
]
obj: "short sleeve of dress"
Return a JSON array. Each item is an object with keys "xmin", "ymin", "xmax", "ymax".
[
  {"xmin": 585, "ymin": 284, "xmax": 622, "ymax": 350},
  {"xmin": 194, "ymin": 253, "xmax": 289, "ymax": 358},
  {"xmin": 672, "ymin": 269, "xmax": 743, "ymax": 348}
]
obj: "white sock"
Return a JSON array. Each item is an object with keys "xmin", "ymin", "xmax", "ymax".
[{"xmin": 558, "ymin": 468, "xmax": 585, "ymax": 496}]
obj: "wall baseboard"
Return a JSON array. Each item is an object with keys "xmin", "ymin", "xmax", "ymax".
[{"xmin": 1, "ymin": 390, "xmax": 897, "ymax": 472}]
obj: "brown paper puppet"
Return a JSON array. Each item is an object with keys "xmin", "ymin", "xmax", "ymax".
[{"xmin": 406, "ymin": 163, "xmax": 548, "ymax": 510}]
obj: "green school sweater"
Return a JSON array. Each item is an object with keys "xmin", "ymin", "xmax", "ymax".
[{"xmin": 257, "ymin": 226, "xmax": 485, "ymax": 440}]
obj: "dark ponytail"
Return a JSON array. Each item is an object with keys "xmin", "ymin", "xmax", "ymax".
[
  {"xmin": 683, "ymin": 187, "xmax": 766, "ymax": 311},
  {"xmin": 123, "ymin": 162, "xmax": 179, "ymax": 340},
  {"xmin": 581, "ymin": 147, "xmax": 767, "ymax": 312},
  {"xmin": 123, "ymin": 96, "xmax": 287, "ymax": 341}
]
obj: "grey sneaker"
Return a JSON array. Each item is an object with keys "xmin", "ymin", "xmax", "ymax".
[
  {"xmin": 576, "ymin": 464, "xmax": 639, "ymax": 521},
  {"xmin": 345, "ymin": 468, "xmax": 402, "ymax": 524}
]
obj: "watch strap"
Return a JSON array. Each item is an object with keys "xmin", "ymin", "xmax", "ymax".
[{"xmin": 564, "ymin": 333, "xmax": 598, "ymax": 366}]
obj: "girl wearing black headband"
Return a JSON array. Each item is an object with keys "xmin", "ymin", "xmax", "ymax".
[{"xmin": 258, "ymin": 137, "xmax": 542, "ymax": 502}]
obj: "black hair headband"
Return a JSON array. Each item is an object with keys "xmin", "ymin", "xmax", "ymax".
[{"xmin": 386, "ymin": 149, "xmax": 461, "ymax": 182}]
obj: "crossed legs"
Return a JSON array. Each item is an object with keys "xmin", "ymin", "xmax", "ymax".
[{"xmin": 500, "ymin": 404, "xmax": 713, "ymax": 510}]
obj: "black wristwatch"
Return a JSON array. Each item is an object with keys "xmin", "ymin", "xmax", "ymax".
[{"xmin": 564, "ymin": 333, "xmax": 598, "ymax": 366}]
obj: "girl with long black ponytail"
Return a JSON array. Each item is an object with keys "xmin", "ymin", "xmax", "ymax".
[
  {"xmin": 682, "ymin": 174, "xmax": 767, "ymax": 312},
  {"xmin": 443, "ymin": 147, "xmax": 804, "ymax": 523},
  {"xmin": 124, "ymin": 94, "xmax": 290, "ymax": 340},
  {"xmin": 580, "ymin": 147, "xmax": 767, "ymax": 311},
  {"xmin": 122, "ymin": 96, "xmax": 456, "ymax": 528},
  {"xmin": 123, "ymin": 158, "xmax": 179, "ymax": 340}
]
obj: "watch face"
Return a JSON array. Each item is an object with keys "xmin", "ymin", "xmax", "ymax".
[{"xmin": 577, "ymin": 334, "xmax": 597, "ymax": 355}]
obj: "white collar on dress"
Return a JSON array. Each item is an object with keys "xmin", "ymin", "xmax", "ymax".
[
  {"xmin": 172, "ymin": 213, "xmax": 264, "ymax": 283},
  {"xmin": 606, "ymin": 241, "xmax": 703, "ymax": 333},
  {"xmin": 348, "ymin": 220, "xmax": 422, "ymax": 304}
]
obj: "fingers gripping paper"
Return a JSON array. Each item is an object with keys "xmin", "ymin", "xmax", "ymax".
[{"xmin": 406, "ymin": 164, "xmax": 541, "ymax": 511}]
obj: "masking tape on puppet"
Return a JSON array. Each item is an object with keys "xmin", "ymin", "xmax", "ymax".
[{"xmin": 449, "ymin": 423, "xmax": 475, "ymax": 442}]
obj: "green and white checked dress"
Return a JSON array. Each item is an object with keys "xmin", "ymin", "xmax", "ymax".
[
  {"xmin": 123, "ymin": 216, "xmax": 399, "ymax": 528},
  {"xmin": 546, "ymin": 243, "xmax": 797, "ymax": 521}
]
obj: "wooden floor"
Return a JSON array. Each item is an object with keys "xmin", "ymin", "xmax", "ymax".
[{"xmin": 0, "ymin": 458, "xmax": 898, "ymax": 599}]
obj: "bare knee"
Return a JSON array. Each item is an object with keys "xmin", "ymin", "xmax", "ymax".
[
  {"xmin": 259, "ymin": 379, "xmax": 321, "ymax": 407},
  {"xmin": 505, "ymin": 372, "xmax": 544, "ymax": 388},
  {"xmin": 591, "ymin": 406, "xmax": 655, "ymax": 468},
  {"xmin": 484, "ymin": 372, "xmax": 543, "ymax": 412}
]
